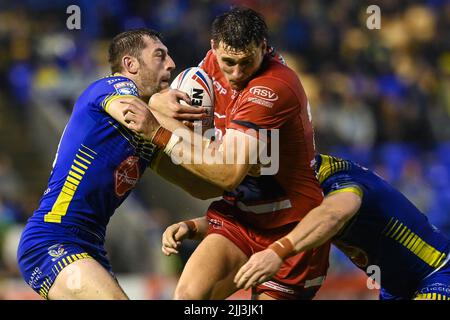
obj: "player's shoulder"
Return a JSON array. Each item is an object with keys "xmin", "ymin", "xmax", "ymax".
[
  {"xmin": 246, "ymin": 58, "xmax": 300, "ymax": 96},
  {"xmin": 315, "ymin": 154, "xmax": 367, "ymax": 198},
  {"xmin": 315, "ymin": 154, "xmax": 355, "ymax": 184},
  {"xmin": 261, "ymin": 55, "xmax": 298, "ymax": 82},
  {"xmin": 86, "ymin": 75, "xmax": 138, "ymax": 96}
]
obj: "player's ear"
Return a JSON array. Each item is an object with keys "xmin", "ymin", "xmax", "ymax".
[
  {"xmin": 122, "ymin": 55, "xmax": 139, "ymax": 74},
  {"xmin": 261, "ymin": 40, "xmax": 267, "ymax": 53}
]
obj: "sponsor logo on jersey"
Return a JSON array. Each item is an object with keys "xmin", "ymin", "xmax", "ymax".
[
  {"xmin": 48, "ymin": 244, "xmax": 67, "ymax": 261},
  {"xmin": 28, "ymin": 267, "xmax": 43, "ymax": 287},
  {"xmin": 213, "ymin": 79, "xmax": 227, "ymax": 95},
  {"xmin": 331, "ymin": 182, "xmax": 341, "ymax": 190},
  {"xmin": 43, "ymin": 187, "xmax": 51, "ymax": 196},
  {"xmin": 114, "ymin": 156, "xmax": 140, "ymax": 197},
  {"xmin": 107, "ymin": 78, "xmax": 122, "ymax": 84},
  {"xmin": 114, "ymin": 81, "xmax": 138, "ymax": 96},
  {"xmin": 247, "ymin": 96, "xmax": 274, "ymax": 108},
  {"xmin": 249, "ymin": 86, "xmax": 279, "ymax": 101}
]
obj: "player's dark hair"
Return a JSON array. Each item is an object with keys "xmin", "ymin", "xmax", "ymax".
[
  {"xmin": 108, "ymin": 28, "xmax": 162, "ymax": 73},
  {"xmin": 211, "ymin": 7, "xmax": 268, "ymax": 51}
]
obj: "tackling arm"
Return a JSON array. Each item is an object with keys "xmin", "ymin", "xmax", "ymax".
[
  {"xmin": 105, "ymin": 95, "xmax": 152, "ymax": 128},
  {"xmin": 106, "ymin": 95, "xmax": 223, "ymax": 199},
  {"xmin": 170, "ymin": 127, "xmax": 256, "ymax": 191},
  {"xmin": 285, "ymin": 191, "xmax": 362, "ymax": 253},
  {"xmin": 234, "ymin": 191, "xmax": 362, "ymax": 289},
  {"xmin": 126, "ymin": 105, "xmax": 258, "ymax": 192},
  {"xmin": 151, "ymin": 150, "xmax": 224, "ymax": 200}
]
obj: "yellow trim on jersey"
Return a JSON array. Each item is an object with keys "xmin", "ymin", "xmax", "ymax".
[
  {"xmin": 81, "ymin": 144, "xmax": 97, "ymax": 155},
  {"xmin": 382, "ymin": 217, "xmax": 394, "ymax": 235},
  {"xmin": 62, "ymin": 185, "xmax": 75, "ymax": 196},
  {"xmin": 395, "ymin": 225, "xmax": 409, "ymax": 241},
  {"xmin": 385, "ymin": 219, "xmax": 447, "ymax": 268},
  {"xmin": 316, "ymin": 154, "xmax": 351, "ymax": 184},
  {"xmin": 103, "ymin": 94, "xmax": 136, "ymax": 113},
  {"xmin": 414, "ymin": 293, "xmax": 425, "ymax": 300},
  {"xmin": 37, "ymin": 252, "xmax": 93, "ymax": 299},
  {"xmin": 406, "ymin": 234, "xmax": 419, "ymax": 250},
  {"xmin": 390, "ymin": 222, "xmax": 404, "ymax": 239},
  {"xmin": 108, "ymin": 120, "xmax": 133, "ymax": 143},
  {"xmin": 70, "ymin": 165, "xmax": 85, "ymax": 175},
  {"xmin": 414, "ymin": 293, "xmax": 446, "ymax": 300},
  {"xmin": 101, "ymin": 93, "xmax": 115, "ymax": 109},
  {"xmin": 398, "ymin": 228, "xmax": 411, "ymax": 243},
  {"xmin": 39, "ymin": 289, "xmax": 47, "ymax": 298},
  {"xmin": 402, "ymin": 232, "xmax": 415, "ymax": 247},
  {"xmin": 44, "ymin": 150, "xmax": 95, "ymax": 223},
  {"xmin": 66, "ymin": 176, "xmax": 80, "ymax": 186},
  {"xmin": 327, "ymin": 186, "xmax": 363, "ymax": 198},
  {"xmin": 76, "ymin": 154, "xmax": 92, "ymax": 165},
  {"xmin": 79, "ymin": 149, "xmax": 95, "ymax": 159},
  {"xmin": 68, "ymin": 170, "xmax": 83, "ymax": 180},
  {"xmin": 73, "ymin": 159, "xmax": 88, "ymax": 170},
  {"xmin": 384, "ymin": 220, "xmax": 399, "ymax": 237},
  {"xmin": 44, "ymin": 190, "xmax": 74, "ymax": 223},
  {"xmin": 39, "ymin": 278, "xmax": 51, "ymax": 299},
  {"xmin": 63, "ymin": 181, "xmax": 77, "ymax": 191},
  {"xmin": 42, "ymin": 281, "xmax": 49, "ymax": 290}
]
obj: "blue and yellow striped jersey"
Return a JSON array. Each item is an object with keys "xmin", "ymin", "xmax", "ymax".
[
  {"xmin": 28, "ymin": 76, "xmax": 158, "ymax": 240},
  {"xmin": 315, "ymin": 154, "xmax": 450, "ymax": 297}
]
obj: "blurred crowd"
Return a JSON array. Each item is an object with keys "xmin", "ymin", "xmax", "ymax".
[{"xmin": 0, "ymin": 0, "xmax": 449, "ymax": 298}]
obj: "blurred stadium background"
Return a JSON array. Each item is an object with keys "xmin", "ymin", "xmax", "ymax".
[{"xmin": 0, "ymin": 0, "xmax": 449, "ymax": 299}]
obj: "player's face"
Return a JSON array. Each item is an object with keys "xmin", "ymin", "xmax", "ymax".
[
  {"xmin": 213, "ymin": 40, "xmax": 266, "ymax": 90},
  {"xmin": 138, "ymin": 37, "xmax": 175, "ymax": 97}
]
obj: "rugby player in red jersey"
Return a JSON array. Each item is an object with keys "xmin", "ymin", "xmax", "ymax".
[{"xmin": 124, "ymin": 7, "xmax": 329, "ymax": 300}]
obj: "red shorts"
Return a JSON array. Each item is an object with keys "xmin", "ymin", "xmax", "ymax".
[{"xmin": 206, "ymin": 201, "xmax": 330, "ymax": 300}]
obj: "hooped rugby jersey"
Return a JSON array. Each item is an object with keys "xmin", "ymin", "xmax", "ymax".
[
  {"xmin": 316, "ymin": 154, "xmax": 450, "ymax": 297},
  {"xmin": 27, "ymin": 76, "xmax": 158, "ymax": 240}
]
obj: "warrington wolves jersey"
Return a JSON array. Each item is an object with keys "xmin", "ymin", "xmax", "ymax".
[
  {"xmin": 315, "ymin": 154, "xmax": 450, "ymax": 297},
  {"xmin": 27, "ymin": 76, "xmax": 158, "ymax": 240}
]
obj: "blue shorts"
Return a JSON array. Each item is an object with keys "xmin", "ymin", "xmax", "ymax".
[
  {"xmin": 17, "ymin": 222, "xmax": 112, "ymax": 299},
  {"xmin": 380, "ymin": 260, "xmax": 450, "ymax": 300}
]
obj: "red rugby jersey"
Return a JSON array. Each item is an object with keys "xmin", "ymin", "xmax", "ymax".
[{"xmin": 200, "ymin": 49, "xmax": 323, "ymax": 229}]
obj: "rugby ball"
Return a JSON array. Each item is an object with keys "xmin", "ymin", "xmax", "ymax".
[{"xmin": 170, "ymin": 67, "xmax": 214, "ymax": 130}]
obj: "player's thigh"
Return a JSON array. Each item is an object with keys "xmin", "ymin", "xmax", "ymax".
[
  {"xmin": 175, "ymin": 233, "xmax": 248, "ymax": 300},
  {"xmin": 48, "ymin": 257, "xmax": 128, "ymax": 300}
]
